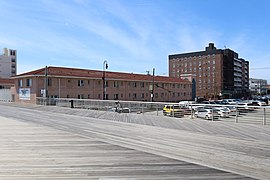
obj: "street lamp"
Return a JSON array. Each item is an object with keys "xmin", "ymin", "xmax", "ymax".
[{"xmin": 103, "ymin": 60, "xmax": 108, "ymax": 100}]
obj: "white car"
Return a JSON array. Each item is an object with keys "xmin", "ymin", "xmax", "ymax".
[
  {"xmin": 222, "ymin": 99, "xmax": 237, "ymax": 105},
  {"xmin": 215, "ymin": 107, "xmax": 230, "ymax": 118},
  {"xmin": 195, "ymin": 109, "xmax": 219, "ymax": 120},
  {"xmin": 237, "ymin": 102, "xmax": 254, "ymax": 112},
  {"xmin": 226, "ymin": 106, "xmax": 239, "ymax": 116},
  {"xmin": 251, "ymin": 100, "xmax": 266, "ymax": 106}
]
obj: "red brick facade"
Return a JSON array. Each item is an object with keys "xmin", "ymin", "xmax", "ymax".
[
  {"xmin": 13, "ymin": 66, "xmax": 192, "ymax": 103},
  {"xmin": 169, "ymin": 43, "xmax": 249, "ymax": 99}
]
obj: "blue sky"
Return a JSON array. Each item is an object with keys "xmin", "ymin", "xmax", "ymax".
[{"xmin": 1, "ymin": 0, "xmax": 270, "ymax": 81}]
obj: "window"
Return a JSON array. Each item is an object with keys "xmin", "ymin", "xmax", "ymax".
[
  {"xmin": 18, "ymin": 79, "xmax": 23, "ymax": 87},
  {"xmin": 141, "ymin": 93, "xmax": 144, "ymax": 99},
  {"xmin": 78, "ymin": 80, "xmax": 84, "ymax": 87},
  {"xmin": 133, "ymin": 82, "xmax": 137, "ymax": 88},
  {"xmin": 26, "ymin": 79, "xmax": 32, "ymax": 87},
  {"xmin": 78, "ymin": 94, "xmax": 84, "ymax": 99},
  {"xmin": 133, "ymin": 93, "xmax": 137, "ymax": 99},
  {"xmin": 114, "ymin": 81, "xmax": 118, "ymax": 88},
  {"xmin": 141, "ymin": 82, "xmax": 144, "ymax": 88},
  {"xmin": 155, "ymin": 93, "xmax": 158, "ymax": 98},
  {"xmin": 114, "ymin": 94, "xmax": 119, "ymax": 100}
]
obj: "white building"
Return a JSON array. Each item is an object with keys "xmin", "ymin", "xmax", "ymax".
[
  {"xmin": 0, "ymin": 48, "xmax": 17, "ymax": 78},
  {"xmin": 249, "ymin": 78, "xmax": 268, "ymax": 95}
]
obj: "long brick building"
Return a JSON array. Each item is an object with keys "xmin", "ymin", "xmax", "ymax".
[
  {"xmin": 13, "ymin": 66, "xmax": 192, "ymax": 103},
  {"xmin": 169, "ymin": 43, "xmax": 249, "ymax": 99}
]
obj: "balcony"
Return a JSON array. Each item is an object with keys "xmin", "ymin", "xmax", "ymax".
[
  {"xmin": 234, "ymin": 83, "xmax": 242, "ymax": 87},
  {"xmin": 234, "ymin": 78, "xmax": 242, "ymax": 82},
  {"xmin": 234, "ymin": 62, "xmax": 242, "ymax": 67},
  {"xmin": 234, "ymin": 67, "xmax": 242, "ymax": 72},
  {"xmin": 234, "ymin": 72, "xmax": 242, "ymax": 77}
]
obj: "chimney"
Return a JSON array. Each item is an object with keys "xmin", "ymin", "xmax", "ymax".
[{"xmin": 206, "ymin": 43, "xmax": 216, "ymax": 51}]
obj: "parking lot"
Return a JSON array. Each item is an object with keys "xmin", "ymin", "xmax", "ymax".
[
  {"xmin": 1, "ymin": 101, "xmax": 270, "ymax": 179},
  {"xmin": 36, "ymin": 98, "xmax": 270, "ymax": 126}
]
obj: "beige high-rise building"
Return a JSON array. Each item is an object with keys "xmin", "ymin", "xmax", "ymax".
[{"xmin": 0, "ymin": 48, "xmax": 17, "ymax": 78}]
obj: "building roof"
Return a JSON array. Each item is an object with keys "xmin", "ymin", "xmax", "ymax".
[
  {"xmin": 14, "ymin": 66, "xmax": 191, "ymax": 84},
  {"xmin": 168, "ymin": 43, "xmax": 241, "ymax": 60}
]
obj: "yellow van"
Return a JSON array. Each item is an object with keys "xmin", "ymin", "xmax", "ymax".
[{"xmin": 163, "ymin": 105, "xmax": 184, "ymax": 118}]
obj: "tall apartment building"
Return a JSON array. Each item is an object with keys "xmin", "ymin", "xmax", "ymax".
[
  {"xmin": 0, "ymin": 48, "xmax": 17, "ymax": 78},
  {"xmin": 249, "ymin": 78, "xmax": 268, "ymax": 95},
  {"xmin": 169, "ymin": 43, "xmax": 249, "ymax": 99},
  {"xmin": 12, "ymin": 66, "xmax": 192, "ymax": 103}
]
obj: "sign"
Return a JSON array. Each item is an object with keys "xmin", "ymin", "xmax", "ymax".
[
  {"xmin": 19, "ymin": 88, "xmax": 30, "ymax": 100},
  {"xmin": 41, "ymin": 89, "xmax": 46, "ymax": 97}
]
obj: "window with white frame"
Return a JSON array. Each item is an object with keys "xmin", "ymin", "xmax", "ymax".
[
  {"xmin": 18, "ymin": 79, "xmax": 23, "ymax": 87},
  {"xmin": 26, "ymin": 79, "xmax": 32, "ymax": 87},
  {"xmin": 78, "ymin": 80, "xmax": 84, "ymax": 87}
]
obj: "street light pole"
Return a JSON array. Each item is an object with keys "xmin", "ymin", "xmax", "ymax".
[{"xmin": 103, "ymin": 60, "xmax": 108, "ymax": 100}]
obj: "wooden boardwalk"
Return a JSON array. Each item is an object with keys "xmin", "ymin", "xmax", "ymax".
[{"xmin": 1, "ymin": 102, "xmax": 269, "ymax": 179}]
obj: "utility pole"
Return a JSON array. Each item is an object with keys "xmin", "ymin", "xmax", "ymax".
[
  {"xmin": 103, "ymin": 60, "xmax": 108, "ymax": 100},
  {"xmin": 151, "ymin": 68, "xmax": 155, "ymax": 102},
  {"xmin": 44, "ymin": 66, "xmax": 48, "ymax": 105}
]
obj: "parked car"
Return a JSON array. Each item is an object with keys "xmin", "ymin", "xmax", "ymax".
[
  {"xmin": 163, "ymin": 105, "xmax": 184, "ymax": 118},
  {"xmin": 214, "ymin": 107, "xmax": 230, "ymax": 118},
  {"xmin": 251, "ymin": 100, "xmax": 267, "ymax": 106},
  {"xmin": 226, "ymin": 105, "xmax": 239, "ymax": 116},
  {"xmin": 222, "ymin": 99, "xmax": 238, "ymax": 105},
  {"xmin": 201, "ymin": 101, "xmax": 216, "ymax": 104},
  {"xmin": 195, "ymin": 108, "xmax": 219, "ymax": 120},
  {"xmin": 237, "ymin": 102, "xmax": 254, "ymax": 112}
]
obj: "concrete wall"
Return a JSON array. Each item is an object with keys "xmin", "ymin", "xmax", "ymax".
[{"xmin": 0, "ymin": 89, "xmax": 12, "ymax": 102}]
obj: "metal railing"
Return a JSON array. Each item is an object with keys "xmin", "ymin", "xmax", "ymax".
[{"xmin": 36, "ymin": 97, "xmax": 270, "ymax": 126}]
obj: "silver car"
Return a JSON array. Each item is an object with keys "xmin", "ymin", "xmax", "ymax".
[{"xmin": 195, "ymin": 109, "xmax": 219, "ymax": 120}]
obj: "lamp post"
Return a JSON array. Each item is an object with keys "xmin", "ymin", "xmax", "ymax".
[{"xmin": 103, "ymin": 60, "xmax": 108, "ymax": 100}]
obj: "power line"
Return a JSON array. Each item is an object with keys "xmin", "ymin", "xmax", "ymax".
[{"xmin": 250, "ymin": 67, "xmax": 270, "ymax": 70}]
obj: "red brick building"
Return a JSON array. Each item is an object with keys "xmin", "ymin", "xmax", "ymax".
[
  {"xmin": 169, "ymin": 43, "xmax": 249, "ymax": 99},
  {"xmin": 13, "ymin": 66, "xmax": 192, "ymax": 103}
]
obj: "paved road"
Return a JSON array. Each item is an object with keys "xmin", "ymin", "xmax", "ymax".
[{"xmin": 1, "ymin": 103, "xmax": 269, "ymax": 179}]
